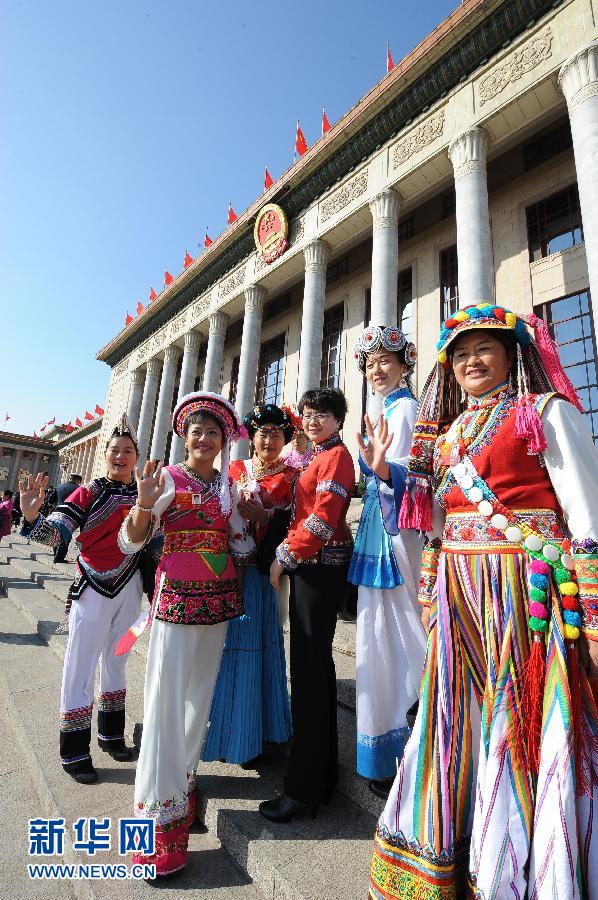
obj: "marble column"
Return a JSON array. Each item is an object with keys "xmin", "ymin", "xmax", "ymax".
[
  {"xmin": 297, "ymin": 240, "xmax": 330, "ymax": 400},
  {"xmin": 169, "ymin": 330, "xmax": 202, "ymax": 464},
  {"xmin": 8, "ymin": 448, "xmax": 23, "ymax": 492},
  {"xmin": 80, "ymin": 441, "xmax": 93, "ymax": 484},
  {"xmin": 231, "ymin": 286, "xmax": 266, "ymax": 461},
  {"xmin": 136, "ymin": 357, "xmax": 163, "ymax": 463},
  {"xmin": 448, "ymin": 128, "xmax": 494, "ymax": 307},
  {"xmin": 559, "ymin": 42, "xmax": 598, "ymax": 340},
  {"xmin": 31, "ymin": 453, "xmax": 43, "ymax": 478},
  {"xmin": 203, "ymin": 311, "xmax": 230, "ymax": 393},
  {"xmin": 369, "ymin": 190, "xmax": 402, "ymax": 326},
  {"xmin": 149, "ymin": 346, "xmax": 181, "ymax": 463},
  {"xmin": 126, "ymin": 369, "xmax": 146, "ymax": 431}
]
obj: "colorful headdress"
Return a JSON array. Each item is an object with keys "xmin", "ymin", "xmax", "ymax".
[
  {"xmin": 244, "ymin": 403, "xmax": 294, "ymax": 444},
  {"xmin": 280, "ymin": 403, "xmax": 303, "ymax": 435},
  {"xmin": 354, "ymin": 324, "xmax": 417, "ymax": 374},
  {"xmin": 399, "ymin": 303, "xmax": 583, "ymax": 533},
  {"xmin": 172, "ymin": 392, "xmax": 246, "ymax": 515},
  {"xmin": 110, "ymin": 413, "xmax": 138, "ymax": 451}
]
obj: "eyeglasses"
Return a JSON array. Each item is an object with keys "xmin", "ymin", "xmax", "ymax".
[{"xmin": 301, "ymin": 412, "xmax": 331, "ymax": 423}]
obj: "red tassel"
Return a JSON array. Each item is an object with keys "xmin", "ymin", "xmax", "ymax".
[
  {"xmin": 514, "ymin": 397, "xmax": 547, "ymax": 454},
  {"xmin": 398, "ymin": 480, "xmax": 433, "ymax": 531},
  {"xmin": 516, "ymin": 637, "xmax": 545, "ymax": 776},
  {"xmin": 528, "ymin": 314, "xmax": 584, "ymax": 412},
  {"xmin": 568, "ymin": 645, "xmax": 598, "ymax": 797}
]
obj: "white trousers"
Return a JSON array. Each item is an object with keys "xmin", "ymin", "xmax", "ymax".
[
  {"xmin": 61, "ymin": 572, "xmax": 142, "ymax": 715},
  {"xmin": 134, "ymin": 618, "xmax": 227, "ymax": 821}
]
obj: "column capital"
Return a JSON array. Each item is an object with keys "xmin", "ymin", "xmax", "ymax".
[
  {"xmin": 369, "ymin": 189, "xmax": 403, "ymax": 229},
  {"xmin": 559, "ymin": 42, "xmax": 598, "ymax": 113},
  {"xmin": 244, "ymin": 284, "xmax": 266, "ymax": 313},
  {"xmin": 183, "ymin": 329, "xmax": 202, "ymax": 352},
  {"xmin": 145, "ymin": 357, "xmax": 162, "ymax": 377},
  {"xmin": 448, "ymin": 127, "xmax": 489, "ymax": 181},
  {"xmin": 208, "ymin": 310, "xmax": 230, "ymax": 335},
  {"xmin": 163, "ymin": 345, "xmax": 181, "ymax": 367},
  {"xmin": 130, "ymin": 368, "xmax": 145, "ymax": 385},
  {"xmin": 303, "ymin": 240, "xmax": 330, "ymax": 274}
]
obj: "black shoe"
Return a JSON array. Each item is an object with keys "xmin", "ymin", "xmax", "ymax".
[
  {"xmin": 63, "ymin": 759, "xmax": 99, "ymax": 784},
  {"xmin": 406, "ymin": 700, "xmax": 419, "ymax": 731},
  {"xmin": 368, "ymin": 777, "xmax": 394, "ymax": 800},
  {"xmin": 98, "ymin": 739, "xmax": 134, "ymax": 762},
  {"xmin": 259, "ymin": 793, "xmax": 318, "ymax": 823}
]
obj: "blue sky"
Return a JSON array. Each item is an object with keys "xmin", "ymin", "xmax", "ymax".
[{"xmin": 2, "ymin": 0, "xmax": 456, "ymax": 436}]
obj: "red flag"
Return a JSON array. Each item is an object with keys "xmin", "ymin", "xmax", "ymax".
[
  {"xmin": 387, "ymin": 43, "xmax": 394, "ymax": 74},
  {"xmin": 85, "ymin": 411, "xmax": 94, "ymax": 421},
  {"xmin": 164, "ymin": 270, "xmax": 174, "ymax": 286},
  {"xmin": 204, "ymin": 231, "xmax": 213, "ymax": 248},
  {"xmin": 228, "ymin": 204, "xmax": 238, "ymax": 225},
  {"xmin": 4, "ymin": 414, "xmax": 10, "ymax": 422},
  {"xmin": 65, "ymin": 422, "xmax": 74, "ymax": 433},
  {"xmin": 322, "ymin": 108, "xmax": 331, "ymax": 135},
  {"xmin": 136, "ymin": 300, "xmax": 144, "ymax": 315},
  {"xmin": 125, "ymin": 312, "xmax": 134, "ymax": 326},
  {"xmin": 264, "ymin": 166, "xmax": 273, "ymax": 190},
  {"xmin": 149, "ymin": 287, "xmax": 157, "ymax": 302},
  {"xmin": 40, "ymin": 424, "xmax": 46, "ymax": 433},
  {"xmin": 295, "ymin": 120, "xmax": 308, "ymax": 156},
  {"xmin": 48, "ymin": 417, "xmax": 56, "ymax": 425},
  {"xmin": 95, "ymin": 405, "xmax": 104, "ymax": 416},
  {"xmin": 184, "ymin": 251, "xmax": 194, "ymax": 268},
  {"xmin": 75, "ymin": 417, "xmax": 83, "ymax": 428}
]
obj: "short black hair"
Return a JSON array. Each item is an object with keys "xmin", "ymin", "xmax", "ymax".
[
  {"xmin": 3, "ymin": 489, "xmax": 13, "ymax": 499},
  {"xmin": 184, "ymin": 412, "xmax": 224, "ymax": 441},
  {"xmin": 105, "ymin": 433, "xmax": 138, "ymax": 454},
  {"xmin": 71, "ymin": 474, "xmax": 83, "ymax": 484},
  {"xmin": 298, "ymin": 388, "xmax": 348, "ymax": 426}
]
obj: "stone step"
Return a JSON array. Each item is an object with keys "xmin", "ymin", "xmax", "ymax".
[{"xmin": 0, "ymin": 547, "xmax": 380, "ymax": 897}]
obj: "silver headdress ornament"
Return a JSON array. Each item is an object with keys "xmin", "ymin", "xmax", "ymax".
[
  {"xmin": 111, "ymin": 413, "xmax": 138, "ymax": 447},
  {"xmin": 354, "ymin": 325, "xmax": 417, "ymax": 374}
]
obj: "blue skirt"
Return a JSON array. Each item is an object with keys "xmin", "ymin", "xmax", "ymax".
[
  {"xmin": 348, "ymin": 478, "xmax": 403, "ymax": 589},
  {"xmin": 202, "ymin": 565, "xmax": 292, "ymax": 764}
]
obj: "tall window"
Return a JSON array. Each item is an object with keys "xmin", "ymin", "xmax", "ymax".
[
  {"xmin": 228, "ymin": 356, "xmax": 240, "ymax": 405},
  {"xmin": 440, "ymin": 245, "xmax": 458, "ymax": 320},
  {"xmin": 526, "ymin": 185, "xmax": 583, "ymax": 262},
  {"xmin": 256, "ymin": 335, "xmax": 285, "ymax": 405},
  {"xmin": 397, "ymin": 268, "xmax": 413, "ymax": 342},
  {"xmin": 534, "ymin": 291, "xmax": 598, "ymax": 442},
  {"xmin": 320, "ymin": 304, "xmax": 344, "ymax": 389}
]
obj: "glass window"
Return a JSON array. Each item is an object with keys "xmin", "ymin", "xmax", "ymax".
[
  {"xmin": 535, "ymin": 290, "xmax": 597, "ymax": 442},
  {"xmin": 228, "ymin": 356, "xmax": 240, "ymax": 406},
  {"xmin": 440, "ymin": 246, "xmax": 458, "ymax": 320},
  {"xmin": 320, "ymin": 304, "xmax": 344, "ymax": 389},
  {"xmin": 526, "ymin": 185, "xmax": 583, "ymax": 262},
  {"xmin": 398, "ymin": 268, "xmax": 413, "ymax": 342},
  {"xmin": 256, "ymin": 336, "xmax": 285, "ymax": 406},
  {"xmin": 326, "ymin": 255, "xmax": 349, "ymax": 285}
]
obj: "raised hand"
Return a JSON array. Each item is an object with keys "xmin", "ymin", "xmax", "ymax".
[
  {"xmin": 363, "ymin": 414, "xmax": 394, "ymax": 481},
  {"xmin": 356, "ymin": 430, "xmax": 374, "ymax": 470},
  {"xmin": 134, "ymin": 461, "xmax": 165, "ymax": 510},
  {"xmin": 19, "ymin": 473, "xmax": 49, "ymax": 524},
  {"xmin": 237, "ymin": 498, "xmax": 269, "ymax": 525}
]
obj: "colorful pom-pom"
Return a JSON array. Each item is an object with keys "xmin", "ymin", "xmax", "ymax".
[
  {"xmin": 453, "ymin": 311, "xmax": 468, "ymax": 321},
  {"xmin": 563, "ymin": 624, "xmax": 580, "ymax": 640},
  {"xmin": 563, "ymin": 610, "xmax": 582, "ymax": 627},
  {"xmin": 438, "ymin": 350, "xmax": 447, "ymax": 365},
  {"xmin": 529, "ymin": 601, "xmax": 548, "ymax": 619},
  {"xmin": 445, "ymin": 318, "xmax": 459, "ymax": 328},
  {"xmin": 530, "ymin": 559, "xmax": 550, "ymax": 574},
  {"xmin": 530, "ymin": 573, "xmax": 549, "ymax": 590},
  {"xmin": 505, "ymin": 312, "xmax": 517, "ymax": 327},
  {"xmin": 530, "ymin": 588, "xmax": 547, "ymax": 603},
  {"xmin": 529, "ymin": 616, "xmax": 548, "ymax": 632},
  {"xmin": 559, "ymin": 581, "xmax": 579, "ymax": 596},
  {"xmin": 561, "ymin": 596, "xmax": 579, "ymax": 611},
  {"xmin": 554, "ymin": 568, "xmax": 570, "ymax": 584},
  {"xmin": 494, "ymin": 308, "xmax": 507, "ymax": 322}
]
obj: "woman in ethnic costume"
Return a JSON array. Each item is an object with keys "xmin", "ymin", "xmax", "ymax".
[
  {"xmin": 19, "ymin": 416, "xmax": 153, "ymax": 783},
  {"xmin": 119, "ymin": 392, "xmax": 255, "ymax": 877},
  {"xmin": 349, "ymin": 326, "xmax": 427, "ymax": 798},
  {"xmin": 202, "ymin": 402, "xmax": 295, "ymax": 765},
  {"xmin": 369, "ymin": 304, "xmax": 598, "ymax": 899},
  {"xmin": 261, "ymin": 388, "xmax": 355, "ymax": 823},
  {"xmin": 0, "ymin": 490, "xmax": 14, "ymax": 541}
]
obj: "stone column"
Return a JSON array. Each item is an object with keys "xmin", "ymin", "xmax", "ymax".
[
  {"xmin": 126, "ymin": 369, "xmax": 146, "ymax": 430},
  {"xmin": 136, "ymin": 357, "xmax": 163, "ymax": 463},
  {"xmin": 169, "ymin": 330, "xmax": 202, "ymax": 464},
  {"xmin": 231, "ymin": 286, "xmax": 266, "ymax": 461},
  {"xmin": 8, "ymin": 448, "xmax": 23, "ymax": 492},
  {"xmin": 559, "ymin": 42, "xmax": 598, "ymax": 339},
  {"xmin": 369, "ymin": 190, "xmax": 402, "ymax": 326},
  {"xmin": 448, "ymin": 128, "xmax": 494, "ymax": 307},
  {"xmin": 31, "ymin": 453, "xmax": 43, "ymax": 478},
  {"xmin": 80, "ymin": 442, "xmax": 92, "ymax": 484},
  {"xmin": 203, "ymin": 311, "xmax": 230, "ymax": 393},
  {"xmin": 149, "ymin": 346, "xmax": 181, "ymax": 463},
  {"xmin": 297, "ymin": 240, "xmax": 330, "ymax": 400}
]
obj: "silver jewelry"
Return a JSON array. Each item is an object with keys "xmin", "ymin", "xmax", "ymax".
[{"xmin": 135, "ymin": 502, "xmax": 154, "ymax": 514}]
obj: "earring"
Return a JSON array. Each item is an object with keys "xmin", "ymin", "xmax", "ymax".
[
  {"xmin": 460, "ymin": 386, "xmax": 467, "ymax": 404},
  {"xmin": 371, "ymin": 384, "xmax": 376, "ymax": 396}
]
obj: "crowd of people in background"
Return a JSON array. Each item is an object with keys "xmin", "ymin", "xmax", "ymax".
[{"xmin": 15, "ymin": 304, "xmax": 598, "ymax": 896}]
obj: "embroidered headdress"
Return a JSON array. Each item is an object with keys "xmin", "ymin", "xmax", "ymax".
[
  {"xmin": 244, "ymin": 403, "xmax": 294, "ymax": 444},
  {"xmin": 109, "ymin": 413, "xmax": 138, "ymax": 451},
  {"xmin": 354, "ymin": 324, "xmax": 417, "ymax": 374},
  {"xmin": 172, "ymin": 392, "xmax": 246, "ymax": 515}
]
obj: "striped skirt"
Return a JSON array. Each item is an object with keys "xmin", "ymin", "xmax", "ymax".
[{"xmin": 369, "ymin": 547, "xmax": 598, "ymax": 899}]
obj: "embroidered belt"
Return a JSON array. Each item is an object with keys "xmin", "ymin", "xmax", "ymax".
[
  {"xmin": 163, "ymin": 529, "xmax": 228, "ymax": 555},
  {"xmin": 443, "ymin": 508, "xmax": 566, "ymax": 554}
]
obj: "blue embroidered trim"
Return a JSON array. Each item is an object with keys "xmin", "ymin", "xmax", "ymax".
[
  {"xmin": 303, "ymin": 513, "xmax": 334, "ymax": 541},
  {"xmin": 315, "ymin": 480, "xmax": 349, "ymax": 499}
]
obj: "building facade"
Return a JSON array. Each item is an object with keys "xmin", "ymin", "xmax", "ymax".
[{"xmin": 95, "ymin": 0, "xmax": 598, "ymax": 476}]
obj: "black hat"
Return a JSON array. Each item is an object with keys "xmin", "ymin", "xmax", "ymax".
[{"xmin": 243, "ymin": 404, "xmax": 294, "ymax": 443}]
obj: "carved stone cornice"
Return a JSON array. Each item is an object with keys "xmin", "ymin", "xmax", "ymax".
[
  {"xmin": 219, "ymin": 266, "xmax": 246, "ymax": 299},
  {"xmin": 369, "ymin": 189, "xmax": 403, "ymax": 229},
  {"xmin": 392, "ymin": 111, "xmax": 445, "ymax": 168},
  {"xmin": 244, "ymin": 285, "xmax": 266, "ymax": 314},
  {"xmin": 448, "ymin": 128, "xmax": 489, "ymax": 181},
  {"xmin": 113, "ymin": 358, "xmax": 129, "ymax": 377},
  {"xmin": 304, "ymin": 240, "xmax": 330, "ymax": 275},
  {"xmin": 320, "ymin": 171, "xmax": 369, "ymax": 223},
  {"xmin": 289, "ymin": 217, "xmax": 305, "ymax": 246},
  {"xmin": 559, "ymin": 42, "xmax": 598, "ymax": 113},
  {"xmin": 479, "ymin": 28, "xmax": 553, "ymax": 105},
  {"xmin": 208, "ymin": 311, "xmax": 230, "ymax": 336}
]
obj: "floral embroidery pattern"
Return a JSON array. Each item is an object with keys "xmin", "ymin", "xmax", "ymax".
[
  {"xmin": 303, "ymin": 513, "xmax": 334, "ymax": 542},
  {"xmin": 156, "ymin": 577, "xmax": 242, "ymax": 625}
]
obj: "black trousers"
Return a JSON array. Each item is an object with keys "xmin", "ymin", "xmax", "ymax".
[
  {"xmin": 54, "ymin": 541, "xmax": 68, "ymax": 563},
  {"xmin": 284, "ymin": 563, "xmax": 346, "ymax": 804}
]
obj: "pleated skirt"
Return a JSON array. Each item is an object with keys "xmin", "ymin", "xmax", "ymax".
[{"xmin": 202, "ymin": 564, "xmax": 292, "ymax": 764}]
